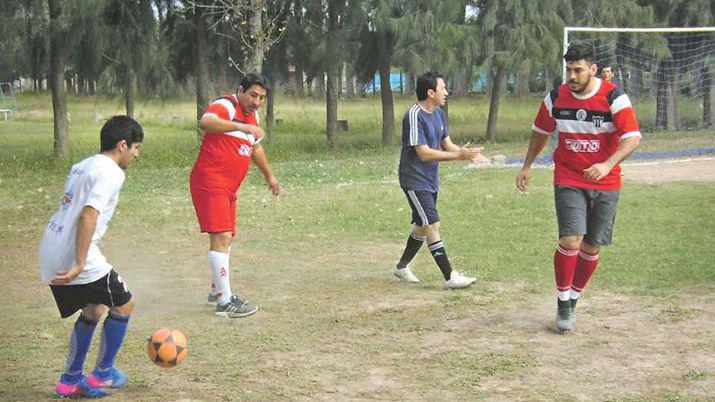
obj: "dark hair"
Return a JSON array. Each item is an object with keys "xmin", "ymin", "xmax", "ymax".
[
  {"xmin": 100, "ymin": 115, "xmax": 144, "ymax": 152},
  {"xmin": 416, "ymin": 72, "xmax": 444, "ymax": 101},
  {"xmin": 239, "ymin": 73, "xmax": 270, "ymax": 93},
  {"xmin": 564, "ymin": 43, "xmax": 596, "ymax": 64}
]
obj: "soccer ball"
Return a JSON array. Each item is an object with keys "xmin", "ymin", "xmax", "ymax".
[{"xmin": 146, "ymin": 327, "xmax": 188, "ymax": 368}]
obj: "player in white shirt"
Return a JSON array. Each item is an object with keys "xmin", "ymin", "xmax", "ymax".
[{"xmin": 39, "ymin": 116, "xmax": 143, "ymax": 398}]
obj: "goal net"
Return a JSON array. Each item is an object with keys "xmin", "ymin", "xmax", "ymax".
[{"xmin": 564, "ymin": 27, "xmax": 715, "ymax": 131}]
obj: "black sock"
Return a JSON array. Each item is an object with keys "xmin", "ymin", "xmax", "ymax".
[
  {"xmin": 428, "ymin": 241, "xmax": 452, "ymax": 280},
  {"xmin": 397, "ymin": 232, "xmax": 425, "ymax": 269}
]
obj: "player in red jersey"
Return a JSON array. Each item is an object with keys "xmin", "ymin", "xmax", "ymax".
[
  {"xmin": 516, "ymin": 43, "xmax": 641, "ymax": 332},
  {"xmin": 190, "ymin": 73, "xmax": 280, "ymax": 318}
]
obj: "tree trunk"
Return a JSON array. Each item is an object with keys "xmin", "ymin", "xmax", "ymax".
[
  {"xmin": 326, "ymin": 72, "xmax": 338, "ymax": 148},
  {"xmin": 337, "ymin": 63, "xmax": 343, "ymax": 98},
  {"xmin": 515, "ymin": 71, "xmax": 529, "ymax": 97},
  {"xmin": 407, "ymin": 72, "xmax": 415, "ymax": 96},
  {"xmin": 325, "ymin": 1, "xmax": 338, "ymax": 148},
  {"xmin": 399, "ymin": 69, "xmax": 403, "ymax": 95},
  {"xmin": 376, "ymin": 28, "xmax": 394, "ymax": 146},
  {"xmin": 486, "ymin": 67, "xmax": 507, "ymax": 143},
  {"xmin": 669, "ymin": 64, "xmax": 680, "ymax": 130},
  {"xmin": 379, "ymin": 65, "xmax": 395, "ymax": 146},
  {"xmin": 195, "ymin": 3, "xmax": 211, "ymax": 142},
  {"xmin": 630, "ymin": 64, "xmax": 643, "ymax": 96},
  {"xmin": 314, "ymin": 73, "xmax": 325, "ymax": 99},
  {"xmin": 705, "ymin": 66, "xmax": 714, "ymax": 127},
  {"xmin": 465, "ymin": 63, "xmax": 474, "ymax": 95},
  {"xmin": 124, "ymin": 69, "xmax": 136, "ymax": 118},
  {"xmin": 345, "ymin": 65, "xmax": 354, "ymax": 98},
  {"xmin": 266, "ymin": 86, "xmax": 275, "ymax": 143},
  {"xmin": 356, "ymin": 77, "xmax": 365, "ymax": 97},
  {"xmin": 655, "ymin": 59, "xmax": 679, "ymax": 130},
  {"xmin": 247, "ymin": 0, "xmax": 265, "ymax": 73},
  {"xmin": 48, "ymin": 0, "xmax": 69, "ymax": 158},
  {"xmin": 295, "ymin": 66, "xmax": 305, "ymax": 97},
  {"xmin": 655, "ymin": 63, "xmax": 667, "ymax": 129}
]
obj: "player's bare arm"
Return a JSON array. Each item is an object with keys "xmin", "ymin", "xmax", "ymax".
[
  {"xmin": 252, "ymin": 145, "xmax": 280, "ymax": 195},
  {"xmin": 51, "ymin": 206, "xmax": 99, "ymax": 285},
  {"xmin": 441, "ymin": 137, "xmax": 461, "ymax": 152},
  {"xmin": 199, "ymin": 115, "xmax": 265, "ymax": 140},
  {"xmin": 414, "ymin": 143, "xmax": 481, "ymax": 162},
  {"xmin": 516, "ymin": 131, "xmax": 551, "ymax": 192},
  {"xmin": 582, "ymin": 136, "xmax": 640, "ymax": 182},
  {"xmin": 443, "ymin": 137, "xmax": 489, "ymax": 164}
]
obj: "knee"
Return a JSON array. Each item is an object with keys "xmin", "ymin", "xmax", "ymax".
[
  {"xmin": 81, "ymin": 304, "xmax": 107, "ymax": 322},
  {"xmin": 210, "ymin": 232, "xmax": 233, "ymax": 252},
  {"xmin": 217, "ymin": 232, "xmax": 233, "ymax": 247},
  {"xmin": 427, "ymin": 221, "xmax": 441, "ymax": 235},
  {"xmin": 412, "ymin": 226, "xmax": 428, "ymax": 238},
  {"xmin": 580, "ymin": 242, "xmax": 600, "ymax": 254},
  {"xmin": 111, "ymin": 297, "xmax": 135, "ymax": 316},
  {"xmin": 559, "ymin": 235, "xmax": 582, "ymax": 249}
]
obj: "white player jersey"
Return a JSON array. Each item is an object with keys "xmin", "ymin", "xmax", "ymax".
[{"xmin": 39, "ymin": 154, "xmax": 125, "ymax": 284}]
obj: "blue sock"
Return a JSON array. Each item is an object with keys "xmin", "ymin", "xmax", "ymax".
[
  {"xmin": 61, "ymin": 315, "xmax": 98, "ymax": 384},
  {"xmin": 94, "ymin": 312, "xmax": 130, "ymax": 375}
]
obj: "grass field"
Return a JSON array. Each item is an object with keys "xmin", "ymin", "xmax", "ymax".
[{"xmin": 0, "ymin": 93, "xmax": 714, "ymax": 400}]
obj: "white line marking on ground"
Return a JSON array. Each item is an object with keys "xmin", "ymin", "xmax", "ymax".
[{"xmin": 622, "ymin": 156, "xmax": 715, "ymax": 167}]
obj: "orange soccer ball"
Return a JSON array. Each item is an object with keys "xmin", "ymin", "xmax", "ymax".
[{"xmin": 147, "ymin": 327, "xmax": 188, "ymax": 368}]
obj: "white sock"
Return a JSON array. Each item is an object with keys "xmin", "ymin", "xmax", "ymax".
[
  {"xmin": 209, "ymin": 246, "xmax": 231, "ymax": 296},
  {"xmin": 208, "ymin": 251, "xmax": 232, "ymax": 305},
  {"xmin": 570, "ymin": 289, "xmax": 581, "ymax": 300},
  {"xmin": 557, "ymin": 290, "xmax": 571, "ymax": 301}
]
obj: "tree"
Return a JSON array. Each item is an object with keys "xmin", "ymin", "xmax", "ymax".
[
  {"xmin": 355, "ymin": 0, "xmax": 399, "ymax": 146},
  {"xmin": 325, "ymin": 0, "xmax": 342, "ymax": 148},
  {"xmin": 199, "ymin": 0, "xmax": 289, "ymax": 74},
  {"xmin": 102, "ymin": 0, "xmax": 156, "ymax": 117},
  {"xmin": 67, "ymin": 0, "xmax": 105, "ymax": 95},
  {"xmin": 48, "ymin": 0, "xmax": 69, "ymax": 157},
  {"xmin": 476, "ymin": 0, "xmax": 570, "ymax": 142},
  {"xmin": 195, "ymin": 0, "xmax": 289, "ymax": 143},
  {"xmin": 0, "ymin": 0, "xmax": 51, "ymax": 89},
  {"xmin": 194, "ymin": 1, "xmax": 212, "ymax": 141},
  {"xmin": 638, "ymin": 0, "xmax": 713, "ymax": 128}
]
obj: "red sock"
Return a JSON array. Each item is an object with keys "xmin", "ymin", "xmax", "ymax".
[
  {"xmin": 554, "ymin": 245, "xmax": 579, "ymax": 298},
  {"xmin": 572, "ymin": 250, "xmax": 600, "ymax": 292}
]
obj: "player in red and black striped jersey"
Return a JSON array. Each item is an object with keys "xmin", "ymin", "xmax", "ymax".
[
  {"xmin": 189, "ymin": 73, "xmax": 280, "ymax": 318},
  {"xmin": 516, "ymin": 43, "xmax": 641, "ymax": 332}
]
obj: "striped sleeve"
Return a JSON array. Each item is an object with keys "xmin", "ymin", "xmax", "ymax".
[
  {"xmin": 532, "ymin": 91, "xmax": 557, "ymax": 135},
  {"xmin": 608, "ymin": 89, "xmax": 641, "ymax": 140},
  {"xmin": 407, "ymin": 104, "xmax": 427, "ymax": 146},
  {"xmin": 203, "ymin": 97, "xmax": 236, "ymax": 121}
]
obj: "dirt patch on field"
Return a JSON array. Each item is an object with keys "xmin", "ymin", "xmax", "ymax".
[
  {"xmin": 623, "ymin": 157, "xmax": 715, "ymax": 183},
  {"xmin": 1, "ymin": 173, "xmax": 714, "ymax": 401},
  {"xmin": 3, "ymin": 236, "xmax": 714, "ymax": 401}
]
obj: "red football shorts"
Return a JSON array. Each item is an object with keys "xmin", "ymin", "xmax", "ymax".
[{"xmin": 190, "ymin": 189, "xmax": 237, "ymax": 235}]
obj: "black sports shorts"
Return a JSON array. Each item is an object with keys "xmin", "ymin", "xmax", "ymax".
[
  {"xmin": 50, "ymin": 269, "xmax": 132, "ymax": 318},
  {"xmin": 403, "ymin": 190, "xmax": 440, "ymax": 226}
]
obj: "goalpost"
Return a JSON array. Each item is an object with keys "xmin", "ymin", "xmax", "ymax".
[{"xmin": 563, "ymin": 26, "xmax": 715, "ymax": 130}]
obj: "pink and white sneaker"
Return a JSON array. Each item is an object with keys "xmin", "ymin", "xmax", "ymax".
[{"xmin": 55, "ymin": 375, "xmax": 107, "ymax": 398}]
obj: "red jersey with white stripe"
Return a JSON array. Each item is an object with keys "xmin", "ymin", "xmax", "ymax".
[
  {"xmin": 190, "ymin": 94, "xmax": 261, "ymax": 194},
  {"xmin": 532, "ymin": 78, "xmax": 641, "ymax": 190}
]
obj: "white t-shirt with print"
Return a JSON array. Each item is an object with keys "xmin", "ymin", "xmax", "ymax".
[{"xmin": 39, "ymin": 154, "xmax": 125, "ymax": 284}]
